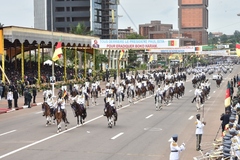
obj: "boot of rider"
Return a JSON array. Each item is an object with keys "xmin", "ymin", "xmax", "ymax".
[
  {"xmin": 155, "ymin": 95, "xmax": 157, "ymax": 104},
  {"xmin": 132, "ymin": 90, "xmax": 134, "ymax": 98},
  {"xmin": 122, "ymin": 93, "xmax": 124, "ymax": 101},
  {"xmin": 192, "ymin": 97, "xmax": 196, "ymax": 103}
]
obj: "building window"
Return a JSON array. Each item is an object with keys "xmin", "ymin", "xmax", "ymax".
[
  {"xmin": 67, "ymin": 17, "xmax": 70, "ymax": 22},
  {"xmin": 66, "ymin": 7, "xmax": 70, "ymax": 11},
  {"xmin": 72, "ymin": 7, "xmax": 89, "ymax": 11},
  {"xmin": 72, "ymin": 17, "xmax": 89, "ymax": 22},
  {"xmin": 56, "ymin": 0, "xmax": 64, "ymax": 1},
  {"xmin": 56, "ymin": 17, "xmax": 65, "ymax": 22},
  {"xmin": 55, "ymin": 7, "xmax": 64, "ymax": 12}
]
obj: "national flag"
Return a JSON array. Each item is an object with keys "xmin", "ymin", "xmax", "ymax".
[
  {"xmin": 63, "ymin": 90, "xmax": 67, "ymax": 97},
  {"xmin": 119, "ymin": 50, "xmax": 124, "ymax": 60},
  {"xmin": 168, "ymin": 40, "xmax": 176, "ymax": 46},
  {"xmin": 148, "ymin": 54, "xmax": 153, "ymax": 63},
  {"xmin": 52, "ymin": 38, "xmax": 63, "ymax": 62},
  {"xmin": 224, "ymin": 81, "xmax": 231, "ymax": 107},
  {"xmin": 112, "ymin": 10, "xmax": 115, "ymax": 22},
  {"xmin": 236, "ymin": 44, "xmax": 240, "ymax": 57}
]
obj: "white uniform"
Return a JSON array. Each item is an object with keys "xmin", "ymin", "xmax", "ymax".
[
  {"xmin": 194, "ymin": 89, "xmax": 202, "ymax": 97},
  {"xmin": 46, "ymin": 97, "xmax": 54, "ymax": 108},
  {"xmin": 169, "ymin": 141, "xmax": 185, "ymax": 160},
  {"xmin": 195, "ymin": 119, "xmax": 204, "ymax": 134}
]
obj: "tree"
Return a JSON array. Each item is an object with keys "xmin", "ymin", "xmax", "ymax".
[
  {"xmin": 127, "ymin": 49, "xmax": 138, "ymax": 66},
  {"xmin": 220, "ymin": 34, "xmax": 228, "ymax": 44},
  {"xmin": 70, "ymin": 22, "xmax": 93, "ymax": 35},
  {"xmin": 95, "ymin": 52, "xmax": 108, "ymax": 70}
]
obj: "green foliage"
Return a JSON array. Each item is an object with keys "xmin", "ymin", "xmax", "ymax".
[
  {"xmin": 95, "ymin": 52, "xmax": 108, "ymax": 70},
  {"xmin": 70, "ymin": 22, "xmax": 93, "ymax": 35}
]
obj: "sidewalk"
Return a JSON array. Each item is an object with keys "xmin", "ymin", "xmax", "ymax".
[{"xmin": 0, "ymin": 80, "xmax": 110, "ymax": 115}]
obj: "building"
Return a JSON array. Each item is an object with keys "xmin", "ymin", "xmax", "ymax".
[
  {"xmin": 178, "ymin": 0, "xmax": 208, "ymax": 45},
  {"xmin": 118, "ymin": 27, "xmax": 137, "ymax": 39},
  {"xmin": 34, "ymin": 0, "xmax": 118, "ymax": 39},
  {"xmin": 139, "ymin": 20, "xmax": 173, "ymax": 39}
]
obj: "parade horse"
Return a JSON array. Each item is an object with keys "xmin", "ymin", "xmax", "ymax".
[
  {"xmin": 179, "ymin": 84, "xmax": 185, "ymax": 97},
  {"xmin": 192, "ymin": 78, "xmax": 198, "ymax": 88},
  {"xmin": 141, "ymin": 85, "xmax": 147, "ymax": 98},
  {"xmin": 105, "ymin": 102, "xmax": 117, "ymax": 128},
  {"xmin": 71, "ymin": 89, "xmax": 78, "ymax": 97},
  {"xmin": 196, "ymin": 95, "xmax": 201, "ymax": 111},
  {"xmin": 116, "ymin": 89, "xmax": 123, "ymax": 108},
  {"xmin": 55, "ymin": 103, "xmax": 68, "ymax": 133},
  {"xmin": 163, "ymin": 88, "xmax": 173, "ymax": 104},
  {"xmin": 135, "ymin": 86, "xmax": 142, "ymax": 99},
  {"xmin": 155, "ymin": 94, "xmax": 163, "ymax": 111},
  {"xmin": 173, "ymin": 84, "xmax": 180, "ymax": 99},
  {"xmin": 71, "ymin": 101, "xmax": 87, "ymax": 126},
  {"xmin": 42, "ymin": 102, "xmax": 54, "ymax": 126},
  {"xmin": 147, "ymin": 81, "xmax": 155, "ymax": 95},
  {"xmin": 216, "ymin": 79, "xmax": 222, "ymax": 88},
  {"xmin": 127, "ymin": 87, "xmax": 134, "ymax": 104}
]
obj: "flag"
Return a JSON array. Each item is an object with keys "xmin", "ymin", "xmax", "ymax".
[
  {"xmin": 224, "ymin": 81, "xmax": 231, "ymax": 107},
  {"xmin": 168, "ymin": 40, "xmax": 177, "ymax": 46},
  {"xmin": 148, "ymin": 54, "xmax": 153, "ymax": 63},
  {"xmin": 0, "ymin": 29, "xmax": 3, "ymax": 55},
  {"xmin": 62, "ymin": 90, "xmax": 67, "ymax": 98},
  {"xmin": 236, "ymin": 44, "xmax": 240, "ymax": 57},
  {"xmin": 111, "ymin": 10, "xmax": 115, "ymax": 22},
  {"xmin": 52, "ymin": 39, "xmax": 63, "ymax": 62},
  {"xmin": 119, "ymin": 50, "xmax": 124, "ymax": 60}
]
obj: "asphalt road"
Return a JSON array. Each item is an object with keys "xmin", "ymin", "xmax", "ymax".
[{"xmin": 0, "ymin": 65, "xmax": 238, "ymax": 160}]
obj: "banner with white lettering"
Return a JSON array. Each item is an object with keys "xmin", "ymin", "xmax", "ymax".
[{"xmin": 91, "ymin": 39, "xmax": 179, "ymax": 49}]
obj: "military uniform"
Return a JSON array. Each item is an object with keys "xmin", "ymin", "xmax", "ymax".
[
  {"xmin": 195, "ymin": 114, "xmax": 205, "ymax": 151},
  {"xmin": 169, "ymin": 134, "xmax": 185, "ymax": 160}
]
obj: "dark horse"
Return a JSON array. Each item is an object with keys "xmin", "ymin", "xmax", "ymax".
[
  {"xmin": 55, "ymin": 103, "xmax": 68, "ymax": 133},
  {"xmin": 42, "ymin": 102, "xmax": 54, "ymax": 126},
  {"xmin": 216, "ymin": 79, "xmax": 222, "ymax": 88},
  {"xmin": 105, "ymin": 102, "xmax": 118, "ymax": 128},
  {"xmin": 71, "ymin": 101, "xmax": 87, "ymax": 126}
]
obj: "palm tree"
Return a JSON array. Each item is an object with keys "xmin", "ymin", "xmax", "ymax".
[{"xmin": 70, "ymin": 22, "xmax": 93, "ymax": 35}]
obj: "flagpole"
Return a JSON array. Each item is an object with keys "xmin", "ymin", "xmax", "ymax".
[{"xmin": 51, "ymin": 0, "xmax": 55, "ymax": 97}]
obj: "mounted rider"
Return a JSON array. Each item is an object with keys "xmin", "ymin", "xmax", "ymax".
[
  {"xmin": 43, "ymin": 93, "xmax": 54, "ymax": 116},
  {"xmin": 116, "ymin": 83, "xmax": 124, "ymax": 101},
  {"xmin": 155, "ymin": 85, "xmax": 164, "ymax": 104},
  {"xmin": 56, "ymin": 97, "xmax": 69, "ymax": 124},
  {"xmin": 71, "ymin": 91, "xmax": 86, "ymax": 117},
  {"xmin": 191, "ymin": 86, "xmax": 203, "ymax": 104},
  {"xmin": 127, "ymin": 83, "xmax": 135, "ymax": 98},
  {"xmin": 103, "ymin": 92, "xmax": 116, "ymax": 116}
]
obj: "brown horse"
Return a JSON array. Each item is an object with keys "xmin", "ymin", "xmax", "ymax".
[
  {"xmin": 135, "ymin": 87, "xmax": 141, "ymax": 99},
  {"xmin": 71, "ymin": 101, "xmax": 87, "ymax": 126},
  {"xmin": 55, "ymin": 103, "xmax": 68, "ymax": 133},
  {"xmin": 42, "ymin": 102, "xmax": 54, "ymax": 126},
  {"xmin": 147, "ymin": 81, "xmax": 155, "ymax": 95}
]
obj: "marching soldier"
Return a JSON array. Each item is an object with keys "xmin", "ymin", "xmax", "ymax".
[{"xmin": 169, "ymin": 134, "xmax": 185, "ymax": 160}]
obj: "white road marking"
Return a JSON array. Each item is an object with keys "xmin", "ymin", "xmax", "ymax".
[
  {"xmin": 0, "ymin": 130, "xmax": 16, "ymax": 137},
  {"xmin": 0, "ymin": 95, "xmax": 153, "ymax": 159},
  {"xmin": 111, "ymin": 132, "xmax": 124, "ymax": 140},
  {"xmin": 189, "ymin": 90, "xmax": 192, "ymax": 92},
  {"xmin": 213, "ymin": 91, "xmax": 216, "ymax": 93},
  {"xmin": 167, "ymin": 103, "xmax": 171, "ymax": 106},
  {"xmin": 188, "ymin": 116, "xmax": 194, "ymax": 120},
  {"xmin": 146, "ymin": 114, "xmax": 153, "ymax": 119}
]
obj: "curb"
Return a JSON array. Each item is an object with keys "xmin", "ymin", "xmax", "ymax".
[{"xmin": 0, "ymin": 102, "xmax": 43, "ymax": 115}]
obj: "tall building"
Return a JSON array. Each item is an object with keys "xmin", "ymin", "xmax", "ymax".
[
  {"xmin": 34, "ymin": 0, "xmax": 118, "ymax": 39},
  {"xmin": 178, "ymin": 0, "xmax": 208, "ymax": 45},
  {"xmin": 118, "ymin": 27, "xmax": 137, "ymax": 39},
  {"xmin": 139, "ymin": 20, "xmax": 173, "ymax": 39}
]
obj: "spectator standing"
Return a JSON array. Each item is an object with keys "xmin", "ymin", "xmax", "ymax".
[
  {"xmin": 220, "ymin": 109, "xmax": 231, "ymax": 133},
  {"xmin": 13, "ymin": 88, "xmax": 19, "ymax": 108},
  {"xmin": 26, "ymin": 89, "xmax": 32, "ymax": 108},
  {"xmin": 7, "ymin": 89, "xmax": 13, "ymax": 109},
  {"xmin": 23, "ymin": 88, "xmax": 28, "ymax": 105},
  {"xmin": 32, "ymin": 86, "xmax": 37, "ymax": 103}
]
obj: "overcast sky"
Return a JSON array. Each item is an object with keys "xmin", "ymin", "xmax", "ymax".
[{"xmin": 0, "ymin": 0, "xmax": 240, "ymax": 35}]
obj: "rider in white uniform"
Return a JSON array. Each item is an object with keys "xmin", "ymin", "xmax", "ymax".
[
  {"xmin": 191, "ymin": 86, "xmax": 203, "ymax": 104},
  {"xmin": 155, "ymin": 85, "xmax": 164, "ymax": 104},
  {"xmin": 43, "ymin": 93, "xmax": 55, "ymax": 116}
]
